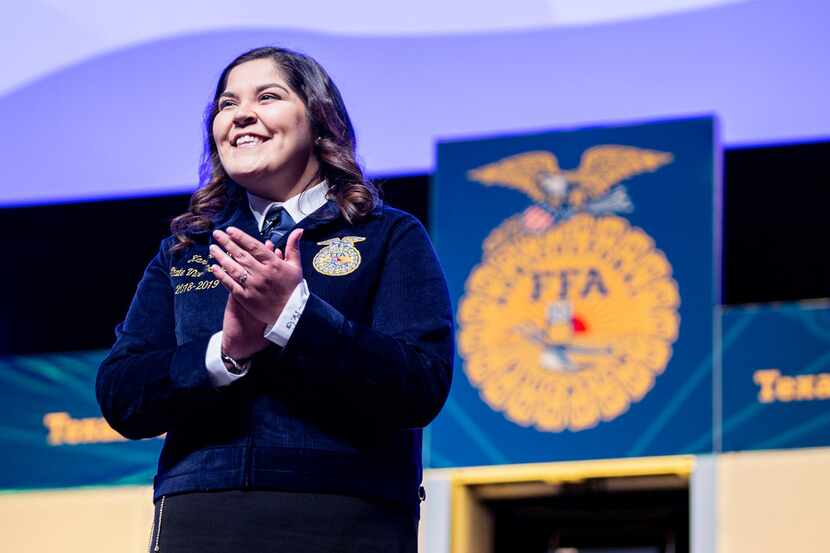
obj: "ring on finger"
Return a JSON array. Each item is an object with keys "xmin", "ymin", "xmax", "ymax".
[{"xmin": 238, "ymin": 271, "xmax": 249, "ymax": 286}]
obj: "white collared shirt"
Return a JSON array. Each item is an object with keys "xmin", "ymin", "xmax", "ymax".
[
  {"xmin": 246, "ymin": 179, "xmax": 330, "ymax": 234},
  {"xmin": 205, "ymin": 180, "xmax": 329, "ymax": 386}
]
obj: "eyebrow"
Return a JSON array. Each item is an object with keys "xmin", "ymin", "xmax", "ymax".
[{"xmin": 219, "ymin": 83, "xmax": 291, "ymax": 99}]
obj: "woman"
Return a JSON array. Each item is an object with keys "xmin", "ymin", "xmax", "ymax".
[{"xmin": 96, "ymin": 46, "xmax": 453, "ymax": 552}]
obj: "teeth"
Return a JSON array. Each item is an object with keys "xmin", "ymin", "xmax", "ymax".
[{"xmin": 235, "ymin": 135, "xmax": 263, "ymax": 147}]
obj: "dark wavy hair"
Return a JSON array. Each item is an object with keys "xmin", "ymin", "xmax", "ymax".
[{"xmin": 170, "ymin": 46, "xmax": 379, "ymax": 252}]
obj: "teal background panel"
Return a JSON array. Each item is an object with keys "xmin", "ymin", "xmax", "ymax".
[
  {"xmin": 0, "ymin": 351, "xmax": 160, "ymax": 490},
  {"xmin": 720, "ymin": 302, "xmax": 830, "ymax": 452}
]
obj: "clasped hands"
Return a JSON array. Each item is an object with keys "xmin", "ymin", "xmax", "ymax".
[{"xmin": 210, "ymin": 226, "xmax": 304, "ymax": 360}]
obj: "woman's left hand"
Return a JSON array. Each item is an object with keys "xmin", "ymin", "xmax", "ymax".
[{"xmin": 210, "ymin": 227, "xmax": 304, "ymax": 326}]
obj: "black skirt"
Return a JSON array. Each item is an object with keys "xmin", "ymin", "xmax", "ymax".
[{"xmin": 148, "ymin": 490, "xmax": 418, "ymax": 553}]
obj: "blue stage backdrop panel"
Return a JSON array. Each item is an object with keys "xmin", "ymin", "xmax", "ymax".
[
  {"xmin": 0, "ymin": 351, "xmax": 161, "ymax": 490},
  {"xmin": 720, "ymin": 301, "xmax": 830, "ymax": 452},
  {"xmin": 429, "ymin": 117, "xmax": 718, "ymax": 467}
]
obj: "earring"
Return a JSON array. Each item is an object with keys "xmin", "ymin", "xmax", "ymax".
[{"xmin": 314, "ymin": 136, "xmax": 323, "ymax": 145}]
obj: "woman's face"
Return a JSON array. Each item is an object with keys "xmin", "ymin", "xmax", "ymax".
[{"xmin": 212, "ymin": 58, "xmax": 318, "ymax": 200}]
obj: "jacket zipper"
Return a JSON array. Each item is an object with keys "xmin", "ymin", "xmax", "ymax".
[{"xmin": 151, "ymin": 495, "xmax": 165, "ymax": 552}]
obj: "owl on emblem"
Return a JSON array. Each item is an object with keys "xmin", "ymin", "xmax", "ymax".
[{"xmin": 513, "ymin": 300, "xmax": 612, "ymax": 373}]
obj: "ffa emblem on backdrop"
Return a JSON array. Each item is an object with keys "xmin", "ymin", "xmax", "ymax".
[{"xmin": 457, "ymin": 146, "xmax": 679, "ymax": 432}]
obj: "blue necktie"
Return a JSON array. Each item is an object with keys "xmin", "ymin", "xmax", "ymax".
[{"xmin": 262, "ymin": 205, "xmax": 295, "ymax": 245}]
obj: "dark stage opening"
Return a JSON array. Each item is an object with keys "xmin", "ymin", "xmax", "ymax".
[{"xmin": 457, "ymin": 472, "xmax": 690, "ymax": 553}]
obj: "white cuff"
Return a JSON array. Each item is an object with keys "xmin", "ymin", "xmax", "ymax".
[
  {"xmin": 264, "ymin": 279, "xmax": 309, "ymax": 347},
  {"xmin": 205, "ymin": 331, "xmax": 250, "ymax": 387}
]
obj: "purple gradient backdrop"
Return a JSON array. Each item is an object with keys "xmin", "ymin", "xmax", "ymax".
[{"xmin": 1, "ymin": 0, "xmax": 826, "ymax": 205}]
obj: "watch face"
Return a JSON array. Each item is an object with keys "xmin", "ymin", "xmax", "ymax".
[
  {"xmin": 222, "ymin": 353, "xmax": 248, "ymax": 375},
  {"xmin": 226, "ymin": 363, "xmax": 246, "ymax": 375}
]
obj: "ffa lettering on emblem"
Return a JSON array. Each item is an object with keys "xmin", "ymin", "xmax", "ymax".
[
  {"xmin": 458, "ymin": 146, "xmax": 679, "ymax": 432},
  {"xmin": 313, "ymin": 236, "xmax": 366, "ymax": 276}
]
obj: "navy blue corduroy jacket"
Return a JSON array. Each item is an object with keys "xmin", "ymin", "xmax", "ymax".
[{"xmin": 96, "ymin": 186, "xmax": 453, "ymax": 514}]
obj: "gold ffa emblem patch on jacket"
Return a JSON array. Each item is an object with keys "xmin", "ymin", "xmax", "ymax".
[
  {"xmin": 458, "ymin": 146, "xmax": 680, "ymax": 432},
  {"xmin": 313, "ymin": 237, "xmax": 366, "ymax": 276}
]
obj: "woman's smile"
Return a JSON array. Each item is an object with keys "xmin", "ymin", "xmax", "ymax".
[{"xmin": 233, "ymin": 134, "xmax": 269, "ymax": 148}]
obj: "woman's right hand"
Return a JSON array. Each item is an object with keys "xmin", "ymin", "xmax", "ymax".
[{"xmin": 221, "ymin": 295, "xmax": 269, "ymax": 360}]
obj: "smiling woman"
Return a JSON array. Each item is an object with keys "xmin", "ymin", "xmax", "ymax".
[
  {"xmin": 212, "ymin": 58, "xmax": 318, "ymax": 200},
  {"xmin": 170, "ymin": 47, "xmax": 377, "ymax": 253},
  {"xmin": 95, "ymin": 47, "xmax": 453, "ymax": 553}
]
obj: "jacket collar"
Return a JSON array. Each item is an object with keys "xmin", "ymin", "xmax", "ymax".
[
  {"xmin": 193, "ymin": 180, "xmax": 382, "ymax": 247},
  {"xmin": 210, "ymin": 182, "xmax": 343, "ymax": 247}
]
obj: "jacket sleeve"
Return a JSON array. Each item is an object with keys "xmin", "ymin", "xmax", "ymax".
[
  {"xmin": 276, "ymin": 214, "xmax": 454, "ymax": 430},
  {"xmin": 96, "ymin": 240, "xmax": 225, "ymax": 440}
]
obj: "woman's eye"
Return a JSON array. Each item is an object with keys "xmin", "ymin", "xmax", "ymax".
[
  {"xmin": 260, "ymin": 93, "xmax": 281, "ymax": 101},
  {"xmin": 218, "ymin": 100, "xmax": 236, "ymax": 110}
]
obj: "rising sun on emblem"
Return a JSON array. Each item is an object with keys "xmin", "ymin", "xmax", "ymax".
[{"xmin": 457, "ymin": 146, "xmax": 679, "ymax": 431}]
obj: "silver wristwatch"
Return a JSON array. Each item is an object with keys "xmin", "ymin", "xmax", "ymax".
[{"xmin": 220, "ymin": 350, "xmax": 251, "ymax": 375}]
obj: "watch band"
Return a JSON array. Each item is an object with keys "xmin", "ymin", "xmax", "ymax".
[{"xmin": 220, "ymin": 350, "xmax": 251, "ymax": 375}]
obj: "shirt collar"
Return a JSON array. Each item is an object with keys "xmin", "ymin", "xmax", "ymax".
[{"xmin": 247, "ymin": 180, "xmax": 330, "ymax": 232}]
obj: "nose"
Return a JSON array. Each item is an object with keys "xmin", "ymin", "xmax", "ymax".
[{"xmin": 233, "ymin": 107, "xmax": 257, "ymax": 127}]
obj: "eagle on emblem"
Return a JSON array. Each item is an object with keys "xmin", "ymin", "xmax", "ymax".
[
  {"xmin": 317, "ymin": 236, "xmax": 366, "ymax": 246},
  {"xmin": 468, "ymin": 146, "xmax": 673, "ymax": 223}
]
